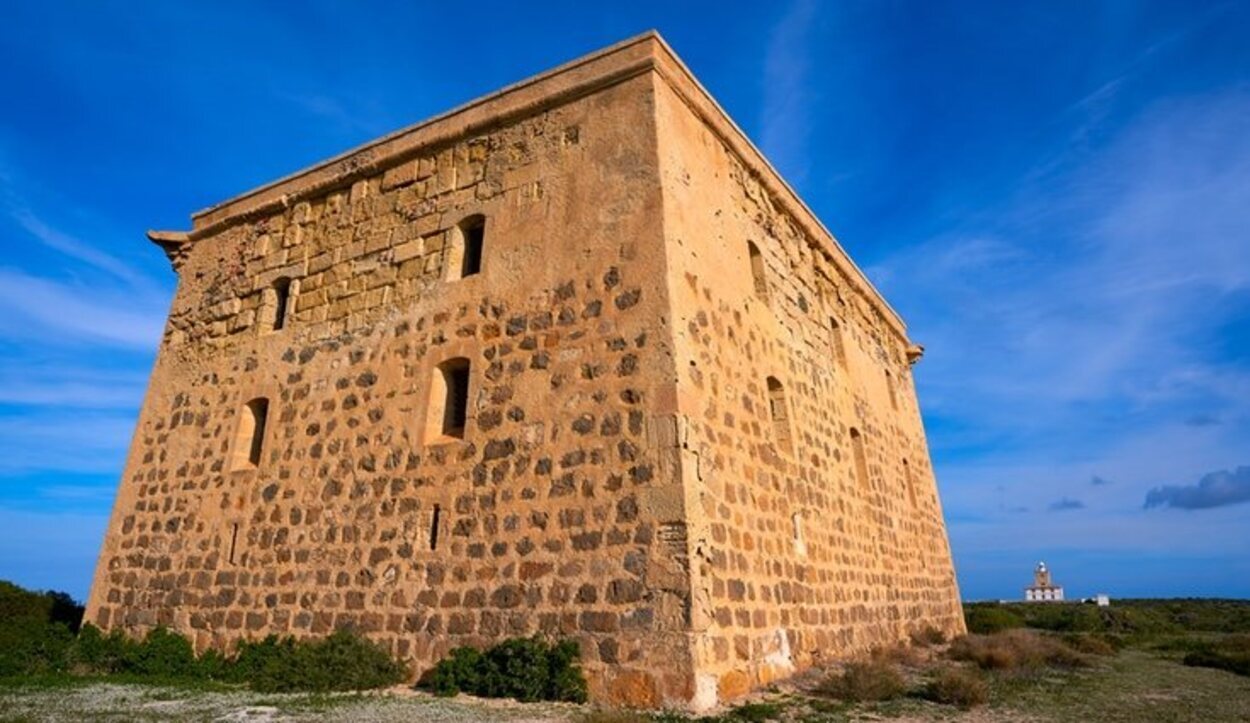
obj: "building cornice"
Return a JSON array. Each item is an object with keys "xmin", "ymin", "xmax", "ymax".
[{"xmin": 155, "ymin": 30, "xmax": 907, "ymax": 337}]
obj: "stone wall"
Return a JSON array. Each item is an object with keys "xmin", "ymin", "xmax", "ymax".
[
  {"xmin": 86, "ymin": 74, "xmax": 700, "ymax": 706},
  {"xmin": 85, "ymin": 33, "xmax": 965, "ymax": 711},
  {"xmin": 653, "ymin": 76, "xmax": 964, "ymax": 700}
]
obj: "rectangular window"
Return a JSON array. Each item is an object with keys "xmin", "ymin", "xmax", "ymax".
[
  {"xmin": 851, "ymin": 427, "xmax": 870, "ymax": 492},
  {"xmin": 427, "ymin": 358, "xmax": 470, "ymax": 442},
  {"xmin": 748, "ymin": 241, "xmax": 769, "ymax": 301},
  {"xmin": 829, "ymin": 316, "xmax": 847, "ymax": 368},
  {"xmin": 272, "ymin": 278, "xmax": 291, "ymax": 331},
  {"xmin": 766, "ymin": 376, "xmax": 791, "ymax": 451},
  {"xmin": 232, "ymin": 397, "xmax": 269, "ymax": 469},
  {"xmin": 448, "ymin": 215, "xmax": 485, "ymax": 280}
]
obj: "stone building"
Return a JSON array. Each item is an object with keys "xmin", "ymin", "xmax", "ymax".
[
  {"xmin": 1024, "ymin": 562, "xmax": 1064, "ymax": 602},
  {"xmin": 85, "ymin": 32, "xmax": 964, "ymax": 709}
]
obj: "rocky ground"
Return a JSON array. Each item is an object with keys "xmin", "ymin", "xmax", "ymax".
[{"xmin": 3, "ymin": 647, "xmax": 1249, "ymax": 722}]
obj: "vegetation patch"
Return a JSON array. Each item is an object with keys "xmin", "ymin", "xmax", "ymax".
[
  {"xmin": 815, "ymin": 660, "xmax": 906, "ymax": 702},
  {"xmin": 923, "ymin": 666, "xmax": 989, "ymax": 709},
  {"xmin": 232, "ymin": 631, "xmax": 407, "ymax": 692},
  {"xmin": 1181, "ymin": 634, "xmax": 1250, "ymax": 677},
  {"xmin": 947, "ymin": 630, "xmax": 1090, "ymax": 672},
  {"xmin": 422, "ymin": 636, "xmax": 588, "ymax": 703},
  {"xmin": 0, "ymin": 579, "xmax": 406, "ymax": 693}
]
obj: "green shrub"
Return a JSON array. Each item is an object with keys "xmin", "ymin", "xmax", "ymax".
[
  {"xmin": 924, "ymin": 666, "xmax": 988, "ymax": 708},
  {"xmin": 423, "ymin": 637, "xmax": 588, "ymax": 703},
  {"xmin": 234, "ymin": 630, "xmax": 406, "ymax": 693},
  {"xmin": 816, "ymin": 660, "xmax": 906, "ymax": 702},
  {"xmin": 963, "ymin": 605, "xmax": 1024, "ymax": 634},
  {"xmin": 1061, "ymin": 632, "xmax": 1119, "ymax": 656},
  {"xmin": 0, "ymin": 581, "xmax": 82, "ymax": 677},
  {"xmin": 126, "ymin": 627, "xmax": 200, "ymax": 678},
  {"xmin": 1179, "ymin": 635, "xmax": 1250, "ymax": 677},
  {"xmin": 1183, "ymin": 650, "xmax": 1250, "ymax": 677},
  {"xmin": 0, "ymin": 579, "xmax": 407, "ymax": 692}
]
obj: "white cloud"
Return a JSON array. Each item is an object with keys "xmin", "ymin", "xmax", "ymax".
[
  {"xmin": 759, "ymin": 0, "xmax": 819, "ymax": 186},
  {"xmin": 0, "ymin": 412, "xmax": 134, "ymax": 474},
  {"xmin": 0, "ymin": 268, "xmax": 166, "ymax": 350}
]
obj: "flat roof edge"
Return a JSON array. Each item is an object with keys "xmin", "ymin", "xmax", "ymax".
[
  {"xmin": 644, "ymin": 36, "xmax": 907, "ymax": 336},
  {"xmin": 182, "ymin": 29, "xmax": 906, "ymax": 336},
  {"xmin": 189, "ymin": 30, "xmax": 664, "ymax": 232}
]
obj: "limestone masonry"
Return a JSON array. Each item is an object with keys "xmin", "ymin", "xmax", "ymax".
[{"xmin": 86, "ymin": 32, "xmax": 964, "ymax": 709}]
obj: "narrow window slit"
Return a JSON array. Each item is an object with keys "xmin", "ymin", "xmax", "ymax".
[
  {"xmin": 429, "ymin": 504, "xmax": 441, "ymax": 551},
  {"xmin": 850, "ymin": 427, "xmax": 870, "ymax": 492},
  {"xmin": 271, "ymin": 277, "xmax": 291, "ymax": 331},
  {"xmin": 228, "ymin": 523, "xmax": 239, "ymax": 565},
  {"xmin": 748, "ymin": 241, "xmax": 769, "ymax": 300}
]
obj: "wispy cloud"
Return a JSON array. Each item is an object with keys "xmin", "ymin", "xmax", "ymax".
[
  {"xmin": 759, "ymin": 0, "xmax": 819, "ymax": 186},
  {"xmin": 0, "ymin": 363, "xmax": 147, "ymax": 409},
  {"xmin": 1145, "ymin": 466, "xmax": 1250, "ymax": 510},
  {"xmin": 278, "ymin": 92, "xmax": 390, "ymax": 139},
  {"xmin": 10, "ymin": 210, "xmax": 153, "ymax": 289},
  {"xmin": 873, "ymin": 88, "xmax": 1250, "ymax": 448},
  {"xmin": 0, "ymin": 412, "xmax": 134, "ymax": 474},
  {"xmin": 1049, "ymin": 497, "xmax": 1086, "ymax": 512},
  {"xmin": 0, "ymin": 268, "xmax": 165, "ymax": 349}
]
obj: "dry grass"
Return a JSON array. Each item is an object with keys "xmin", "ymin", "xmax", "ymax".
[
  {"xmin": 947, "ymin": 630, "xmax": 1091, "ymax": 672},
  {"xmin": 923, "ymin": 666, "xmax": 988, "ymax": 709},
  {"xmin": 814, "ymin": 659, "xmax": 906, "ymax": 702},
  {"xmin": 909, "ymin": 625, "xmax": 948, "ymax": 647}
]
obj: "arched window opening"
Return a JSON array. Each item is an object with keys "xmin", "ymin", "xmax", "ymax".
[
  {"xmin": 271, "ymin": 277, "xmax": 292, "ymax": 331},
  {"xmin": 748, "ymin": 241, "xmax": 769, "ymax": 301},
  {"xmin": 427, "ymin": 357, "xmax": 470, "ymax": 442},
  {"xmin": 886, "ymin": 369, "xmax": 898, "ymax": 410},
  {"xmin": 792, "ymin": 512, "xmax": 806, "ymax": 557},
  {"xmin": 903, "ymin": 459, "xmax": 917, "ymax": 508},
  {"xmin": 766, "ymin": 376, "xmax": 791, "ymax": 450},
  {"xmin": 447, "ymin": 215, "xmax": 485, "ymax": 280},
  {"xmin": 850, "ymin": 427, "xmax": 869, "ymax": 492},
  {"xmin": 829, "ymin": 316, "xmax": 847, "ymax": 368},
  {"xmin": 233, "ymin": 397, "xmax": 269, "ymax": 469}
]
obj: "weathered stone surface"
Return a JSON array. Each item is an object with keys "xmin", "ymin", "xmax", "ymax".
[{"xmin": 85, "ymin": 32, "xmax": 962, "ymax": 714}]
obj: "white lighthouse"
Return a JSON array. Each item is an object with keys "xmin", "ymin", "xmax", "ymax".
[{"xmin": 1024, "ymin": 561, "xmax": 1065, "ymax": 602}]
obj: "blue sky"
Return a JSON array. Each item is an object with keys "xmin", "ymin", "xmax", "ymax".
[{"xmin": 1, "ymin": 1, "xmax": 1247, "ymax": 602}]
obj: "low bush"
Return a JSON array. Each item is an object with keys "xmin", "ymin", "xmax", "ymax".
[
  {"xmin": 0, "ymin": 580, "xmax": 85, "ymax": 678},
  {"xmin": 947, "ymin": 630, "xmax": 1089, "ymax": 672},
  {"xmin": 233, "ymin": 630, "xmax": 406, "ymax": 692},
  {"xmin": 963, "ymin": 605, "xmax": 1025, "ymax": 634},
  {"xmin": 1061, "ymin": 632, "xmax": 1119, "ymax": 656},
  {"xmin": 924, "ymin": 666, "xmax": 988, "ymax": 708},
  {"xmin": 0, "ymin": 578, "xmax": 406, "ymax": 692},
  {"xmin": 1183, "ymin": 650, "xmax": 1250, "ymax": 677},
  {"xmin": 816, "ymin": 660, "xmax": 906, "ymax": 702},
  {"xmin": 1179, "ymin": 634, "xmax": 1250, "ymax": 677},
  {"xmin": 423, "ymin": 637, "xmax": 588, "ymax": 703}
]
